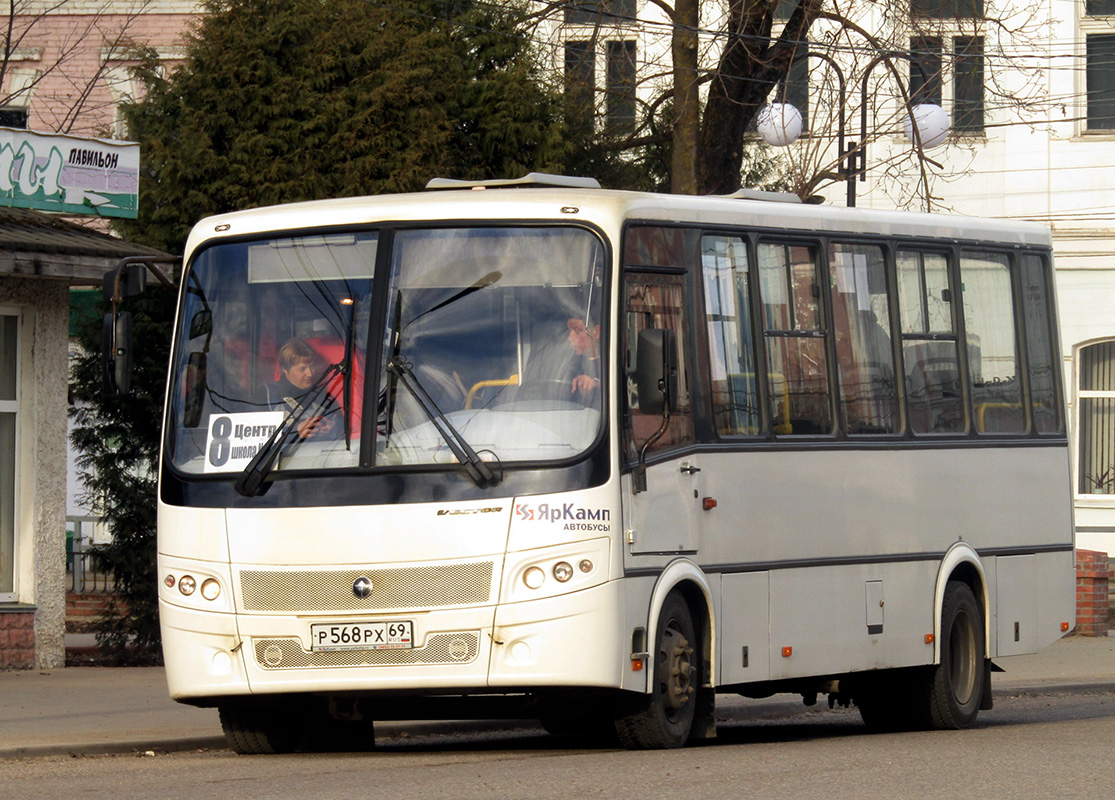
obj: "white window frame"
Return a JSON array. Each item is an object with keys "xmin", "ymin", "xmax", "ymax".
[
  {"xmin": 1079, "ymin": 8, "xmax": 1115, "ymax": 136},
  {"xmin": 1074, "ymin": 338, "xmax": 1115, "ymax": 504},
  {"xmin": 0, "ymin": 308, "xmax": 21, "ymax": 604}
]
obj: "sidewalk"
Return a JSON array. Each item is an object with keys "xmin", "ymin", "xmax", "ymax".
[{"xmin": 1, "ymin": 633, "xmax": 1112, "ymax": 759}]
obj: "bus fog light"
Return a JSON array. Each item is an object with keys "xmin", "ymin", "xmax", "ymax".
[
  {"xmin": 211, "ymin": 650, "xmax": 233, "ymax": 675},
  {"xmin": 510, "ymin": 641, "xmax": 531, "ymax": 662},
  {"xmin": 553, "ymin": 562, "xmax": 574, "ymax": 582},
  {"xmin": 200, "ymin": 578, "xmax": 221, "ymax": 601},
  {"xmin": 524, "ymin": 567, "xmax": 545, "ymax": 589},
  {"xmin": 178, "ymin": 575, "xmax": 196, "ymax": 596}
]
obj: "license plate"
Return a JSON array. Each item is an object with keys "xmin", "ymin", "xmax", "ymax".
[{"xmin": 310, "ymin": 621, "xmax": 414, "ymax": 652}]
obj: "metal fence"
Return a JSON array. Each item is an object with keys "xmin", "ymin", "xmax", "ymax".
[{"xmin": 66, "ymin": 515, "xmax": 114, "ymax": 594}]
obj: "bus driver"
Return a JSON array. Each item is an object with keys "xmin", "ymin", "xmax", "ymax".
[{"xmin": 263, "ymin": 338, "xmax": 338, "ymax": 440}]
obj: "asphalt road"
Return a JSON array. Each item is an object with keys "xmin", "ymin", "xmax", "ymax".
[{"xmin": 3, "ymin": 690, "xmax": 1113, "ymax": 800}]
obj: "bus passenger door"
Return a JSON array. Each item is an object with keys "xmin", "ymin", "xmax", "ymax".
[{"xmin": 622, "ymin": 270, "xmax": 700, "ymax": 555}]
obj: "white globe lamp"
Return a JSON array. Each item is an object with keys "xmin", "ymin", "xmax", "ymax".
[
  {"xmin": 757, "ymin": 103, "xmax": 803, "ymax": 147},
  {"xmin": 904, "ymin": 103, "xmax": 950, "ymax": 149}
]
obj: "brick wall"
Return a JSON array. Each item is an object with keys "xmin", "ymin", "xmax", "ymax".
[
  {"xmin": 0, "ymin": 610, "xmax": 36, "ymax": 669},
  {"xmin": 65, "ymin": 593, "xmax": 112, "ymax": 632},
  {"xmin": 1075, "ymin": 549, "xmax": 1113, "ymax": 637}
]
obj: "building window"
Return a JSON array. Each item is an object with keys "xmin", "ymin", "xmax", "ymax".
[
  {"xmin": 564, "ymin": 0, "xmax": 636, "ymax": 25},
  {"xmin": 564, "ymin": 40, "xmax": 595, "ymax": 137},
  {"xmin": 605, "ymin": 40, "xmax": 636, "ymax": 135},
  {"xmin": 1, "ymin": 313, "xmax": 18, "ymax": 602},
  {"xmin": 909, "ymin": 36, "xmax": 984, "ymax": 134},
  {"xmin": 910, "ymin": 36, "xmax": 944, "ymax": 106},
  {"xmin": 910, "ymin": 0, "xmax": 983, "ymax": 17},
  {"xmin": 778, "ymin": 45, "xmax": 811, "ymax": 132},
  {"xmin": 0, "ymin": 107, "xmax": 28, "ymax": 129},
  {"xmin": 1086, "ymin": 1, "xmax": 1115, "ymax": 15},
  {"xmin": 953, "ymin": 36, "xmax": 984, "ymax": 132},
  {"xmin": 1078, "ymin": 341, "xmax": 1115, "ymax": 495},
  {"xmin": 1086, "ymin": 34, "xmax": 1115, "ymax": 130}
]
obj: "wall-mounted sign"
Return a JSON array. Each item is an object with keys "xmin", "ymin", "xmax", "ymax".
[{"xmin": 0, "ymin": 127, "xmax": 139, "ymax": 219}]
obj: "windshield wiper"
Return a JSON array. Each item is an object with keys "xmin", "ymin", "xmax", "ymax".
[
  {"xmin": 234, "ymin": 363, "xmax": 342, "ymax": 497},
  {"xmin": 386, "ymin": 356, "xmax": 498, "ymax": 488}
]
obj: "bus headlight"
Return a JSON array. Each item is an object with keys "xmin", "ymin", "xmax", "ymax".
[
  {"xmin": 178, "ymin": 575, "xmax": 196, "ymax": 596},
  {"xmin": 200, "ymin": 578, "xmax": 222, "ymax": 601},
  {"xmin": 524, "ymin": 566, "xmax": 545, "ymax": 589},
  {"xmin": 553, "ymin": 562, "xmax": 574, "ymax": 583}
]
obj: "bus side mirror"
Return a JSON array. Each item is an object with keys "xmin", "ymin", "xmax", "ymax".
[
  {"xmin": 102, "ymin": 263, "xmax": 147, "ymax": 302},
  {"xmin": 102, "ymin": 311, "xmax": 133, "ymax": 396},
  {"xmin": 636, "ymin": 328, "xmax": 678, "ymax": 416},
  {"xmin": 188, "ymin": 309, "xmax": 212, "ymax": 340}
]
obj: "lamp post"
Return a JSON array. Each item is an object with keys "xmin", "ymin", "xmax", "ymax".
[{"xmin": 756, "ymin": 50, "xmax": 949, "ymax": 207}]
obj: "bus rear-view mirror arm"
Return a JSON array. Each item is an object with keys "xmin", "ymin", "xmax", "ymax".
[{"xmin": 100, "ymin": 256, "xmax": 178, "ymax": 397}]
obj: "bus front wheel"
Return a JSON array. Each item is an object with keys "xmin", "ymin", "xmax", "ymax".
[
  {"xmin": 219, "ymin": 702, "xmax": 303, "ymax": 755},
  {"xmin": 615, "ymin": 591, "xmax": 701, "ymax": 749}
]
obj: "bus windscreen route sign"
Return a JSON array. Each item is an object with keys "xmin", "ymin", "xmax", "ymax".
[
  {"xmin": 204, "ymin": 412, "xmax": 285, "ymax": 474},
  {"xmin": 0, "ymin": 127, "xmax": 139, "ymax": 218}
]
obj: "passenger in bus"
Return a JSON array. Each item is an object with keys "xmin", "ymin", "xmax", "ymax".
[{"xmin": 262, "ymin": 338, "xmax": 339, "ymax": 439}]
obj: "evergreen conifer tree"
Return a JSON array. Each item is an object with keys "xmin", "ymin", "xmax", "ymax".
[{"xmin": 74, "ymin": 0, "xmax": 576, "ymax": 662}]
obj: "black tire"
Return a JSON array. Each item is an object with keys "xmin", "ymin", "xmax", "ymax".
[
  {"xmin": 926, "ymin": 580, "xmax": 985, "ymax": 729},
  {"xmin": 615, "ymin": 592, "xmax": 701, "ymax": 749},
  {"xmin": 219, "ymin": 702, "xmax": 304, "ymax": 755}
]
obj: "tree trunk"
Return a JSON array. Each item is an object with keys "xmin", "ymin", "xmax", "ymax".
[
  {"xmin": 697, "ymin": 0, "xmax": 821, "ymax": 195},
  {"xmin": 670, "ymin": 0, "xmax": 699, "ymax": 194}
]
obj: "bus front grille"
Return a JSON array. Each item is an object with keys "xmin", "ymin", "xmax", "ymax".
[
  {"xmin": 253, "ymin": 632, "xmax": 480, "ymax": 669},
  {"xmin": 238, "ymin": 561, "xmax": 494, "ymax": 612}
]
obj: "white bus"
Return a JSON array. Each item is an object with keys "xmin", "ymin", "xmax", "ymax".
[{"xmin": 144, "ymin": 175, "xmax": 1074, "ymax": 753}]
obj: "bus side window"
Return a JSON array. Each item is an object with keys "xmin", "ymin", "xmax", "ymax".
[
  {"xmin": 757, "ymin": 242, "xmax": 833, "ymax": 435},
  {"xmin": 897, "ymin": 250, "xmax": 966, "ymax": 434},
  {"xmin": 701, "ymin": 234, "xmax": 761, "ymax": 436},
  {"xmin": 1020, "ymin": 254, "xmax": 1064, "ymax": 434},
  {"xmin": 960, "ymin": 251, "xmax": 1025, "ymax": 434},
  {"xmin": 829, "ymin": 243, "xmax": 899, "ymax": 435},
  {"xmin": 624, "ymin": 274, "xmax": 694, "ymax": 458}
]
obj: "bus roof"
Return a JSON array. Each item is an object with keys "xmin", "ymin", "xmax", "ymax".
[{"xmin": 184, "ymin": 183, "xmax": 1052, "ymax": 258}]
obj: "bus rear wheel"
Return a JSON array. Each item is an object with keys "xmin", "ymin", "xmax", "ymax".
[
  {"xmin": 857, "ymin": 581, "xmax": 985, "ymax": 732},
  {"xmin": 615, "ymin": 591, "xmax": 701, "ymax": 749},
  {"xmin": 926, "ymin": 580, "xmax": 985, "ymax": 729}
]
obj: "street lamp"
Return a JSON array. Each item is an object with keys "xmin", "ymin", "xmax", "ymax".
[{"xmin": 757, "ymin": 50, "xmax": 950, "ymax": 207}]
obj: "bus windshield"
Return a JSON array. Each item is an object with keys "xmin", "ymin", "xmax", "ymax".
[{"xmin": 166, "ymin": 225, "xmax": 606, "ymax": 477}]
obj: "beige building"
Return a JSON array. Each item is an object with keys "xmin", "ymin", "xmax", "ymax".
[
  {"xmin": 1, "ymin": 0, "xmax": 191, "ymax": 668},
  {"xmin": 1, "ymin": 208, "xmax": 162, "ymax": 668}
]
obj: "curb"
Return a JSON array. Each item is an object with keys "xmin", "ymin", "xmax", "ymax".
[
  {"xmin": 0, "ymin": 736, "xmax": 228, "ymax": 760},
  {"xmin": 4, "ymin": 681, "xmax": 1113, "ymax": 760}
]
